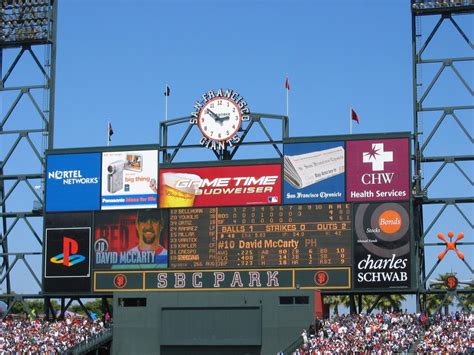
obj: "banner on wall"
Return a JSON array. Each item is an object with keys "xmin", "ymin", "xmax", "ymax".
[
  {"xmin": 346, "ymin": 138, "xmax": 410, "ymax": 202},
  {"xmin": 101, "ymin": 150, "xmax": 158, "ymax": 209},
  {"xmin": 94, "ymin": 210, "xmax": 169, "ymax": 270},
  {"xmin": 283, "ymin": 141, "xmax": 345, "ymax": 204},
  {"xmin": 159, "ymin": 164, "xmax": 281, "ymax": 208},
  {"xmin": 93, "ymin": 267, "xmax": 352, "ymax": 291},
  {"xmin": 353, "ymin": 202, "xmax": 411, "ymax": 289},
  {"xmin": 46, "ymin": 153, "xmax": 101, "ymax": 212}
]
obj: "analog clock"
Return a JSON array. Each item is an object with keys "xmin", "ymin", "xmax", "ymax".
[{"xmin": 198, "ymin": 97, "xmax": 242, "ymax": 142}]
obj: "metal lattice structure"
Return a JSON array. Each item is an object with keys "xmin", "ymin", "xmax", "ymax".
[
  {"xmin": 411, "ymin": 0, "xmax": 473, "ymax": 310},
  {"xmin": 0, "ymin": 0, "xmax": 57, "ymax": 303},
  {"xmin": 159, "ymin": 112, "xmax": 289, "ymax": 163}
]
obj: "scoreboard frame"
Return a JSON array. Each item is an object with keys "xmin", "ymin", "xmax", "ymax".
[{"xmin": 42, "ymin": 132, "xmax": 416, "ymax": 294}]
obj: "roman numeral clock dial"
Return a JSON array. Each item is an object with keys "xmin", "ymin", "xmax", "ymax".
[{"xmin": 190, "ymin": 89, "xmax": 251, "ymax": 151}]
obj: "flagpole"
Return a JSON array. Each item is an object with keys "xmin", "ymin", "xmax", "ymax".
[
  {"xmin": 350, "ymin": 107, "xmax": 352, "ymax": 135},
  {"xmin": 165, "ymin": 83, "xmax": 168, "ymax": 121},
  {"xmin": 286, "ymin": 87, "xmax": 289, "ymax": 117},
  {"xmin": 107, "ymin": 121, "xmax": 110, "ymax": 147}
]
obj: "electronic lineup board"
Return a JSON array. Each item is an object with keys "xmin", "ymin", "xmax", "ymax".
[
  {"xmin": 43, "ymin": 133, "xmax": 414, "ymax": 294},
  {"xmin": 168, "ymin": 204, "xmax": 351, "ymax": 269}
]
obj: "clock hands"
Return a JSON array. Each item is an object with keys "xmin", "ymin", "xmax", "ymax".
[
  {"xmin": 206, "ymin": 108, "xmax": 220, "ymax": 120},
  {"xmin": 206, "ymin": 109, "xmax": 230, "ymax": 123}
]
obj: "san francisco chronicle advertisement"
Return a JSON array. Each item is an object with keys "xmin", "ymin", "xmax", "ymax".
[
  {"xmin": 283, "ymin": 141, "xmax": 345, "ymax": 204},
  {"xmin": 159, "ymin": 164, "xmax": 282, "ymax": 208}
]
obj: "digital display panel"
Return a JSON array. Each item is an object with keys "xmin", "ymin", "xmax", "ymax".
[
  {"xmin": 159, "ymin": 164, "xmax": 281, "ymax": 208},
  {"xmin": 168, "ymin": 203, "xmax": 352, "ymax": 269},
  {"xmin": 93, "ymin": 210, "xmax": 169, "ymax": 270}
]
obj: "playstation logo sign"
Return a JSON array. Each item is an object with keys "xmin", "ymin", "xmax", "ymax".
[
  {"xmin": 50, "ymin": 236, "xmax": 86, "ymax": 267},
  {"xmin": 45, "ymin": 227, "xmax": 91, "ymax": 279}
]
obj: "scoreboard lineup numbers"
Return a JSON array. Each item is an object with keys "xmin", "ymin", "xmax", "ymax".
[{"xmin": 168, "ymin": 203, "xmax": 352, "ymax": 269}]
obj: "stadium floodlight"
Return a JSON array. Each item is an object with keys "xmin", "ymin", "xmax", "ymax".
[
  {"xmin": 412, "ymin": 0, "xmax": 473, "ymax": 9},
  {"xmin": 0, "ymin": 0, "xmax": 51, "ymax": 44}
]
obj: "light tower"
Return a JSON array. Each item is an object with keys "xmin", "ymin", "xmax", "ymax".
[
  {"xmin": 411, "ymin": 0, "xmax": 473, "ymax": 310},
  {"xmin": 0, "ymin": 0, "xmax": 57, "ymax": 309}
]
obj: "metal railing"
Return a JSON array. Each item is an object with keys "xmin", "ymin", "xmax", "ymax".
[
  {"xmin": 66, "ymin": 326, "xmax": 113, "ymax": 355},
  {"xmin": 280, "ymin": 334, "xmax": 304, "ymax": 355}
]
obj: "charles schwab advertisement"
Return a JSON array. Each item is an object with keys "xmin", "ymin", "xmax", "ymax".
[
  {"xmin": 159, "ymin": 164, "xmax": 281, "ymax": 208},
  {"xmin": 101, "ymin": 150, "xmax": 158, "ymax": 209},
  {"xmin": 94, "ymin": 210, "xmax": 168, "ymax": 270},
  {"xmin": 354, "ymin": 202, "xmax": 411, "ymax": 289}
]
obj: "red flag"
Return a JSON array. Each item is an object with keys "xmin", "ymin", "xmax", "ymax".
[
  {"xmin": 285, "ymin": 77, "xmax": 290, "ymax": 91},
  {"xmin": 351, "ymin": 109, "xmax": 359, "ymax": 124}
]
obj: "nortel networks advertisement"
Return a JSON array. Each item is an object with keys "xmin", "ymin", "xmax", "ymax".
[
  {"xmin": 46, "ymin": 153, "xmax": 101, "ymax": 212},
  {"xmin": 94, "ymin": 210, "xmax": 169, "ymax": 270},
  {"xmin": 346, "ymin": 138, "xmax": 410, "ymax": 202},
  {"xmin": 354, "ymin": 202, "xmax": 411, "ymax": 289},
  {"xmin": 283, "ymin": 141, "xmax": 345, "ymax": 204},
  {"xmin": 101, "ymin": 150, "xmax": 158, "ymax": 210},
  {"xmin": 158, "ymin": 164, "xmax": 282, "ymax": 208}
]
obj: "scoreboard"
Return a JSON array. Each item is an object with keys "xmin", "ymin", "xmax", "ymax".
[
  {"xmin": 169, "ymin": 204, "xmax": 352, "ymax": 269},
  {"xmin": 43, "ymin": 134, "xmax": 413, "ymax": 293}
]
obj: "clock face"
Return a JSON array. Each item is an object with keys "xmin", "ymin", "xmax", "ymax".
[{"xmin": 198, "ymin": 97, "xmax": 242, "ymax": 142}]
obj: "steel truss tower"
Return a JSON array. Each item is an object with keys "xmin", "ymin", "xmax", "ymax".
[
  {"xmin": 0, "ymin": 0, "xmax": 57, "ymax": 310},
  {"xmin": 411, "ymin": 0, "xmax": 473, "ymax": 310}
]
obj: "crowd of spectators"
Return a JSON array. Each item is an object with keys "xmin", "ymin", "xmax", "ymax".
[
  {"xmin": 295, "ymin": 311, "xmax": 473, "ymax": 354},
  {"xmin": 0, "ymin": 316, "xmax": 108, "ymax": 353},
  {"xmin": 417, "ymin": 311, "xmax": 474, "ymax": 353},
  {"xmin": 0, "ymin": 309, "xmax": 472, "ymax": 353}
]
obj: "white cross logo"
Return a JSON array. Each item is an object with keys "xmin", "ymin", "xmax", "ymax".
[{"xmin": 362, "ymin": 143, "xmax": 393, "ymax": 171}]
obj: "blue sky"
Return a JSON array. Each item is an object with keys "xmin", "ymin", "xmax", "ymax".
[
  {"xmin": 1, "ymin": 0, "xmax": 472, "ymax": 304},
  {"xmin": 54, "ymin": 0, "xmax": 415, "ymax": 146}
]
